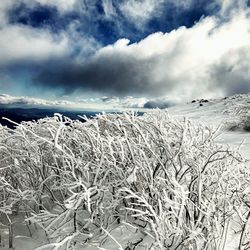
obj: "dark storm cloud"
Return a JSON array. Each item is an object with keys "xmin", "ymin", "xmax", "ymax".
[
  {"xmin": 34, "ymin": 59, "xmax": 155, "ymax": 96},
  {"xmin": 34, "ymin": 50, "xmax": 177, "ymax": 96}
]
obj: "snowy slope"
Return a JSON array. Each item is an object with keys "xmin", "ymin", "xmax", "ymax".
[{"xmin": 168, "ymin": 94, "xmax": 250, "ymax": 159}]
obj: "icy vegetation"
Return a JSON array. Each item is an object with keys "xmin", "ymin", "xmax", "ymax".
[
  {"xmin": 226, "ymin": 103, "xmax": 250, "ymax": 132},
  {"xmin": 0, "ymin": 110, "xmax": 250, "ymax": 249}
]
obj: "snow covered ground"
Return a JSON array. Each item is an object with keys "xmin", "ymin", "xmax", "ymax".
[
  {"xmin": 0, "ymin": 93, "xmax": 249, "ymax": 250},
  {"xmin": 168, "ymin": 94, "xmax": 250, "ymax": 159}
]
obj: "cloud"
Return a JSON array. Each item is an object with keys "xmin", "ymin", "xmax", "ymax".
[
  {"xmin": 102, "ymin": 0, "xmax": 117, "ymax": 19},
  {"xmin": 209, "ymin": 47, "xmax": 250, "ymax": 95},
  {"xmin": 120, "ymin": 96, "xmax": 172, "ymax": 109},
  {"xmin": 216, "ymin": 0, "xmax": 249, "ymax": 15},
  {"xmin": 116, "ymin": 0, "xmax": 244, "ymax": 32},
  {"xmin": 0, "ymin": 0, "xmax": 70, "ymax": 67},
  {"xmin": 119, "ymin": 0, "xmax": 165, "ymax": 29},
  {"xmin": 0, "ymin": 94, "xmax": 163, "ymax": 110},
  {"xmin": 0, "ymin": 25, "xmax": 69, "ymax": 66},
  {"xmin": 119, "ymin": 96, "xmax": 149, "ymax": 109},
  {"xmin": 143, "ymin": 99, "xmax": 172, "ymax": 109},
  {"xmin": 99, "ymin": 95, "xmax": 174, "ymax": 109},
  {"xmin": 34, "ymin": 9, "xmax": 250, "ymax": 102},
  {"xmin": 0, "ymin": 94, "xmax": 117, "ymax": 111},
  {"xmin": 0, "ymin": 94, "xmax": 73, "ymax": 107},
  {"xmin": 118, "ymin": 0, "xmax": 212, "ymax": 30},
  {"xmin": 1, "ymin": 0, "xmax": 250, "ymax": 104},
  {"xmin": 2, "ymin": 0, "xmax": 77, "ymax": 16},
  {"xmin": 0, "ymin": 0, "xmax": 100, "ymax": 67},
  {"xmin": 0, "ymin": 1, "xmax": 12, "ymax": 25},
  {"xmin": 35, "ymin": 0, "xmax": 77, "ymax": 13},
  {"xmin": 99, "ymin": 95, "xmax": 172, "ymax": 109}
]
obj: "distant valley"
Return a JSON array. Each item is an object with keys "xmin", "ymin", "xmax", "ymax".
[{"xmin": 0, "ymin": 107, "xmax": 101, "ymax": 128}]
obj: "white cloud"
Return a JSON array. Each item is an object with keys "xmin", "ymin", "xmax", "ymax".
[
  {"xmin": 0, "ymin": 94, "xmax": 151, "ymax": 110},
  {"xmin": 0, "ymin": 0, "xmax": 15, "ymax": 25},
  {"xmin": 35, "ymin": 0, "xmax": 77, "ymax": 13},
  {"xmin": 102, "ymin": 0, "xmax": 116, "ymax": 19},
  {"xmin": 169, "ymin": 0, "xmax": 193, "ymax": 9},
  {"xmin": 120, "ymin": 0, "xmax": 164, "ymax": 29},
  {"xmin": 0, "ymin": 94, "xmax": 73, "ymax": 107},
  {"xmin": 0, "ymin": 0, "xmax": 70, "ymax": 66},
  {"xmin": 216, "ymin": 0, "xmax": 249, "ymax": 15},
  {"xmin": 0, "ymin": 25, "xmax": 69, "ymax": 66},
  {"xmin": 118, "ymin": 96, "xmax": 149, "ymax": 109},
  {"xmin": 100, "ymin": 96, "xmax": 174, "ymax": 109},
  {"xmin": 0, "ymin": 0, "xmax": 100, "ymax": 67},
  {"xmin": 119, "ymin": 0, "xmax": 198, "ymax": 30},
  {"xmin": 89, "ymin": 9, "xmax": 250, "ymax": 101}
]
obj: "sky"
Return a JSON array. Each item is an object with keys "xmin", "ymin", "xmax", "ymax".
[{"xmin": 0, "ymin": 0, "xmax": 250, "ymax": 110}]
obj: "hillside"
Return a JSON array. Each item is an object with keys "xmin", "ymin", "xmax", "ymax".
[{"xmin": 168, "ymin": 94, "xmax": 250, "ymax": 158}]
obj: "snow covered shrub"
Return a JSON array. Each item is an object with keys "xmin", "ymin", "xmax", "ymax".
[
  {"xmin": 0, "ymin": 111, "xmax": 249, "ymax": 249},
  {"xmin": 237, "ymin": 104, "xmax": 250, "ymax": 131},
  {"xmin": 226, "ymin": 103, "xmax": 250, "ymax": 131},
  {"xmin": 115, "ymin": 112, "xmax": 247, "ymax": 249}
]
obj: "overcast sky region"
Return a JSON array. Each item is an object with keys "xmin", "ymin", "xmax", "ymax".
[{"xmin": 0, "ymin": 0, "xmax": 249, "ymax": 110}]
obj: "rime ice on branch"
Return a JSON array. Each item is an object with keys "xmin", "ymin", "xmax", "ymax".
[{"xmin": 0, "ymin": 111, "xmax": 249, "ymax": 250}]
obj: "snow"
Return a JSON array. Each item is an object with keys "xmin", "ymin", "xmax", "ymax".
[
  {"xmin": 0, "ymin": 215, "xmax": 47, "ymax": 250},
  {"xmin": 0, "ymin": 93, "xmax": 250, "ymax": 250},
  {"xmin": 168, "ymin": 94, "xmax": 250, "ymax": 159}
]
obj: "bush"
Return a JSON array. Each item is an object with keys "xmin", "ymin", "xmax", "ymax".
[
  {"xmin": 226, "ymin": 104, "xmax": 250, "ymax": 132},
  {"xmin": 0, "ymin": 111, "xmax": 249, "ymax": 250}
]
